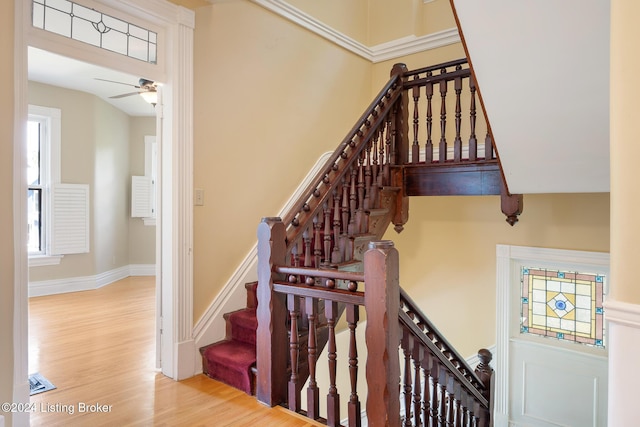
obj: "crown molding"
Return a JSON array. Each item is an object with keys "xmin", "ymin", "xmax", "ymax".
[{"xmin": 246, "ymin": 0, "xmax": 460, "ymax": 62}]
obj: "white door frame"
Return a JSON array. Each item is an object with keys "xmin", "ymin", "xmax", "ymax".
[
  {"xmin": 13, "ymin": 0, "xmax": 195, "ymax": 423},
  {"xmin": 495, "ymin": 245, "xmax": 610, "ymax": 426}
]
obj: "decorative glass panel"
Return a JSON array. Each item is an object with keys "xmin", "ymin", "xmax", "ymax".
[
  {"xmin": 520, "ymin": 267, "xmax": 605, "ymax": 348},
  {"xmin": 31, "ymin": 0, "xmax": 157, "ymax": 64}
]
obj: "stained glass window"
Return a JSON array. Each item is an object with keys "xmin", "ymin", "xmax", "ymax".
[
  {"xmin": 32, "ymin": 0, "xmax": 157, "ymax": 64},
  {"xmin": 520, "ymin": 267, "xmax": 605, "ymax": 348}
]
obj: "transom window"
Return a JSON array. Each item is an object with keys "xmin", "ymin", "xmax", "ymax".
[
  {"xmin": 520, "ymin": 267, "xmax": 605, "ymax": 348},
  {"xmin": 32, "ymin": 0, "xmax": 157, "ymax": 64}
]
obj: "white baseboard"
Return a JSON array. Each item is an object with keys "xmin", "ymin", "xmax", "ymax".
[{"xmin": 28, "ymin": 264, "xmax": 156, "ymax": 297}]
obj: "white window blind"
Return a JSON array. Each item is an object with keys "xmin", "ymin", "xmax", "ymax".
[
  {"xmin": 50, "ymin": 183, "xmax": 90, "ymax": 255},
  {"xmin": 131, "ymin": 175, "xmax": 152, "ymax": 218}
]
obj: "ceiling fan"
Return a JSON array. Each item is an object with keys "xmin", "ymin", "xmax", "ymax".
[{"xmin": 95, "ymin": 77, "xmax": 158, "ymax": 105}]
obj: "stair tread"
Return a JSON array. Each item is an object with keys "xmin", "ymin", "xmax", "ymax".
[{"xmin": 201, "ymin": 340, "xmax": 256, "ymax": 365}]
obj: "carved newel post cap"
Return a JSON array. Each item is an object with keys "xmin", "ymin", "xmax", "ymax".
[{"xmin": 477, "ymin": 348, "xmax": 493, "ymax": 365}]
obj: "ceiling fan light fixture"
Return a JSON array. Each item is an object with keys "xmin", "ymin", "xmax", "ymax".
[{"xmin": 140, "ymin": 90, "xmax": 157, "ymax": 106}]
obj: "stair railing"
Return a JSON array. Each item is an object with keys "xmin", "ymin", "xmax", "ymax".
[
  {"xmin": 256, "ymin": 59, "xmax": 502, "ymax": 424},
  {"xmin": 256, "ymin": 219, "xmax": 493, "ymax": 426}
]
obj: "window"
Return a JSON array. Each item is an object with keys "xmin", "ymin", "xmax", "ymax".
[
  {"xmin": 131, "ymin": 135, "xmax": 157, "ymax": 225},
  {"xmin": 28, "ymin": 105, "xmax": 62, "ymax": 266},
  {"xmin": 520, "ymin": 267, "xmax": 606, "ymax": 348}
]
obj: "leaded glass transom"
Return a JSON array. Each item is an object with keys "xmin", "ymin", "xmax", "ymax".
[
  {"xmin": 520, "ymin": 267, "xmax": 605, "ymax": 348},
  {"xmin": 32, "ymin": 0, "xmax": 157, "ymax": 64}
]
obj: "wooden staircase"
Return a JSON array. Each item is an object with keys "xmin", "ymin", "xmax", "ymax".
[{"xmin": 200, "ymin": 58, "xmax": 515, "ymax": 425}]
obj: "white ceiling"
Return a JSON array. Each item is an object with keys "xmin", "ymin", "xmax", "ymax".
[
  {"xmin": 28, "ymin": 47, "xmax": 157, "ymax": 117},
  {"xmin": 453, "ymin": 0, "xmax": 610, "ymax": 194}
]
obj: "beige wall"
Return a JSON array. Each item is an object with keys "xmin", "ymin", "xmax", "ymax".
[
  {"xmin": 192, "ymin": 1, "xmax": 372, "ymax": 322},
  {"xmin": 28, "ymin": 82, "xmax": 155, "ymax": 281},
  {"xmin": 1, "ymin": 1, "xmax": 15, "ymax": 423},
  {"xmin": 286, "ymin": 0, "xmax": 369, "ymax": 44}
]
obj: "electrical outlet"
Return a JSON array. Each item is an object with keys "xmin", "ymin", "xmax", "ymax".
[{"xmin": 195, "ymin": 188, "xmax": 204, "ymax": 206}]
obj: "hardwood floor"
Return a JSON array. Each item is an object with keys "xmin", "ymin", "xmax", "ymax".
[{"xmin": 28, "ymin": 276, "xmax": 323, "ymax": 426}]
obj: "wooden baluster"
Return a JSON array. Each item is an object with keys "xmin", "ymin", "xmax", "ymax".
[
  {"xmin": 323, "ymin": 202, "xmax": 332, "ymax": 266},
  {"xmin": 484, "ymin": 132, "xmax": 493, "ymax": 160},
  {"xmin": 422, "ymin": 354, "xmax": 431, "ymax": 427},
  {"xmin": 306, "ymin": 297, "xmax": 320, "ymax": 419},
  {"xmin": 438, "ymin": 70, "xmax": 448, "ymax": 163},
  {"xmin": 326, "ymin": 301, "xmax": 340, "ymax": 427},
  {"xmin": 445, "ymin": 375, "xmax": 455, "ymax": 427},
  {"xmin": 377, "ymin": 122, "xmax": 386, "ymax": 187},
  {"xmin": 303, "ymin": 226, "xmax": 312, "ymax": 268},
  {"xmin": 453, "ymin": 382, "xmax": 462, "ymax": 427},
  {"xmin": 288, "ymin": 294, "xmax": 301, "ymax": 412},
  {"xmin": 412, "ymin": 74, "xmax": 421, "ymax": 164},
  {"xmin": 468, "ymin": 76, "xmax": 477, "ymax": 162},
  {"xmin": 332, "ymin": 190, "xmax": 342, "ymax": 264},
  {"xmin": 454, "ymin": 69, "xmax": 462, "ymax": 162},
  {"xmin": 429, "ymin": 357, "xmax": 439, "ymax": 427},
  {"xmin": 349, "ymin": 166, "xmax": 357, "ymax": 236},
  {"xmin": 313, "ymin": 214, "xmax": 322, "ymax": 268},
  {"xmin": 356, "ymin": 152, "xmax": 366, "ymax": 233},
  {"xmin": 413, "ymin": 343, "xmax": 424, "ymax": 427},
  {"xmin": 364, "ymin": 142, "xmax": 372, "ymax": 210},
  {"xmin": 347, "ymin": 304, "xmax": 362, "ymax": 427},
  {"xmin": 425, "ymin": 74, "xmax": 434, "ymax": 163},
  {"xmin": 371, "ymin": 133, "xmax": 380, "ymax": 208},
  {"xmin": 402, "ymin": 330, "xmax": 413, "ymax": 427},
  {"xmin": 341, "ymin": 178, "xmax": 351, "ymax": 262},
  {"xmin": 437, "ymin": 365, "xmax": 447, "ymax": 426},
  {"xmin": 384, "ymin": 112, "xmax": 393, "ymax": 182}
]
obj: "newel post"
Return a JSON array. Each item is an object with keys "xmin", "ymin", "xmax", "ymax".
[
  {"xmin": 364, "ymin": 240, "xmax": 401, "ymax": 427},
  {"xmin": 475, "ymin": 348, "xmax": 495, "ymax": 426},
  {"xmin": 390, "ymin": 63, "xmax": 409, "ymax": 166},
  {"xmin": 256, "ymin": 217, "xmax": 288, "ymax": 406}
]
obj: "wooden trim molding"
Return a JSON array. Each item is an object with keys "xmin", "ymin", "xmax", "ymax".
[
  {"xmin": 603, "ymin": 300, "xmax": 640, "ymax": 329},
  {"xmin": 248, "ymin": 0, "xmax": 460, "ymax": 62}
]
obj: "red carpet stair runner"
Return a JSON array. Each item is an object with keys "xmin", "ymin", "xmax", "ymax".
[{"xmin": 200, "ymin": 282, "xmax": 258, "ymax": 394}]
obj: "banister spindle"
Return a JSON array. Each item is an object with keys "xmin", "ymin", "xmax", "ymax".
[
  {"xmin": 402, "ymin": 330, "xmax": 413, "ymax": 427},
  {"xmin": 326, "ymin": 301, "xmax": 340, "ymax": 427},
  {"xmin": 347, "ymin": 304, "xmax": 362, "ymax": 427},
  {"xmin": 287, "ymin": 294, "xmax": 301, "ymax": 412},
  {"xmin": 469, "ymin": 76, "xmax": 478, "ymax": 161},
  {"xmin": 313, "ymin": 214, "xmax": 322, "ymax": 268},
  {"xmin": 412, "ymin": 75, "xmax": 421, "ymax": 164},
  {"xmin": 412, "ymin": 342, "xmax": 423, "ymax": 427},
  {"xmin": 454, "ymin": 71, "xmax": 463, "ymax": 162},
  {"xmin": 323, "ymin": 202, "xmax": 332, "ymax": 266},
  {"xmin": 422, "ymin": 354, "xmax": 431, "ymax": 427},
  {"xmin": 306, "ymin": 297, "xmax": 320, "ymax": 419},
  {"xmin": 439, "ymin": 70, "xmax": 448, "ymax": 163},
  {"xmin": 484, "ymin": 132, "xmax": 493, "ymax": 161},
  {"xmin": 332, "ymin": 190, "xmax": 342, "ymax": 264},
  {"xmin": 364, "ymin": 143, "xmax": 372, "ymax": 210},
  {"xmin": 425, "ymin": 75, "xmax": 434, "ymax": 163}
]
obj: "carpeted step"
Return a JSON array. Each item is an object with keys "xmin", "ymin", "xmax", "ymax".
[
  {"xmin": 201, "ymin": 340, "xmax": 256, "ymax": 395},
  {"xmin": 225, "ymin": 308, "xmax": 257, "ymax": 346}
]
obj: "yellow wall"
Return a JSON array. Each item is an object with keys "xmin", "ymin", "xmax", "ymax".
[
  {"xmin": 383, "ymin": 193, "xmax": 610, "ymax": 357},
  {"xmin": 192, "ymin": 1, "xmax": 372, "ymax": 321},
  {"xmin": 286, "ymin": 0, "xmax": 369, "ymax": 44},
  {"xmin": 610, "ymin": 0, "xmax": 640, "ymax": 304},
  {"xmin": 1, "ymin": 2, "xmax": 15, "ymax": 423}
]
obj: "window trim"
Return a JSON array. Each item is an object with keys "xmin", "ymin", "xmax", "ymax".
[{"xmin": 28, "ymin": 104, "xmax": 63, "ymax": 267}]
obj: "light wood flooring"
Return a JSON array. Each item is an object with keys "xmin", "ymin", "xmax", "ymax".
[{"xmin": 28, "ymin": 276, "xmax": 323, "ymax": 426}]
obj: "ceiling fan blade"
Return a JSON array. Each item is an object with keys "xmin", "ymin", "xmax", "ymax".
[
  {"xmin": 95, "ymin": 77, "xmax": 140, "ymax": 88},
  {"xmin": 110, "ymin": 91, "xmax": 142, "ymax": 99}
]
